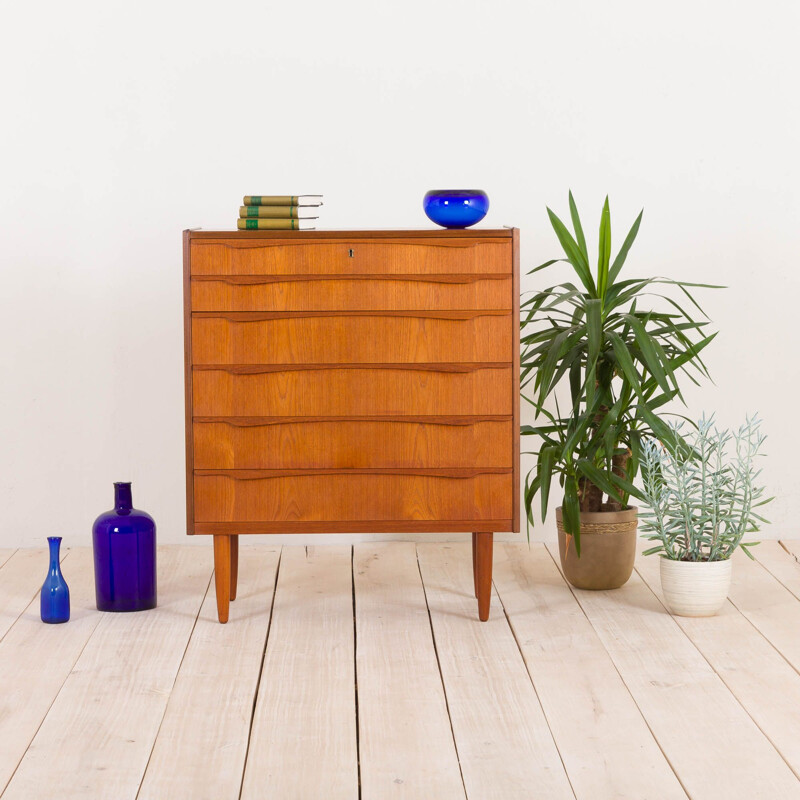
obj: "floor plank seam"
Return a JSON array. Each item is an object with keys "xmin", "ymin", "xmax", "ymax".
[
  {"xmin": 413, "ymin": 545, "xmax": 468, "ymax": 799},
  {"xmin": 731, "ymin": 550, "xmax": 800, "ymax": 679},
  {"xmin": 8, "ymin": 543, "xmax": 800, "ymax": 798},
  {"xmin": 0, "ymin": 549, "xmax": 17, "ymax": 571},
  {"xmin": 494, "ymin": 582, "xmax": 578, "ymax": 800},
  {"xmin": 756, "ymin": 551, "xmax": 800, "ymax": 604},
  {"xmin": 725, "ymin": 589, "xmax": 800, "ymax": 682},
  {"xmin": 779, "ymin": 542, "xmax": 800, "ymax": 563},
  {"xmin": 351, "ymin": 545, "xmax": 362, "ymax": 800},
  {"xmin": 134, "ymin": 568, "xmax": 215, "ymax": 800},
  {"xmin": 0, "ymin": 569, "xmax": 104, "ymax": 799},
  {"xmin": 540, "ymin": 546, "xmax": 693, "ymax": 798},
  {"xmin": 0, "ymin": 588, "xmax": 40, "ymax": 646},
  {"xmin": 0, "ymin": 549, "xmax": 74, "ymax": 647},
  {"xmin": 632, "ymin": 560, "xmax": 800, "ymax": 789},
  {"xmin": 238, "ymin": 546, "xmax": 284, "ymax": 800}
]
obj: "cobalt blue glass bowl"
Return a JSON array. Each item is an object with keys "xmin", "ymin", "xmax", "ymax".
[{"xmin": 423, "ymin": 189, "xmax": 489, "ymax": 229}]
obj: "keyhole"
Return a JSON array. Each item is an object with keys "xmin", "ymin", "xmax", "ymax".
[{"xmin": 348, "ymin": 249, "xmax": 354, "ymax": 257}]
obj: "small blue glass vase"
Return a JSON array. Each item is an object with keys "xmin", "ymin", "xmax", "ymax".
[
  {"xmin": 423, "ymin": 189, "xmax": 489, "ymax": 229},
  {"xmin": 92, "ymin": 482, "xmax": 157, "ymax": 612},
  {"xmin": 41, "ymin": 536, "xmax": 70, "ymax": 624}
]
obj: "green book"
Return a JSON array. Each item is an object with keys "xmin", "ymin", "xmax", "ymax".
[
  {"xmin": 239, "ymin": 205, "xmax": 318, "ymax": 219},
  {"xmin": 243, "ymin": 195, "xmax": 323, "ymax": 207},
  {"xmin": 237, "ymin": 218, "xmax": 317, "ymax": 230}
]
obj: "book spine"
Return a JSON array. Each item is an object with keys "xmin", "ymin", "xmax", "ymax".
[
  {"xmin": 243, "ymin": 195, "xmax": 298, "ymax": 206},
  {"xmin": 240, "ymin": 205, "xmax": 303, "ymax": 219},
  {"xmin": 237, "ymin": 218, "xmax": 309, "ymax": 230}
]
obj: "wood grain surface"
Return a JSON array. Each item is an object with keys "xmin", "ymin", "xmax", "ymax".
[
  {"xmin": 189, "ymin": 229, "xmax": 514, "ymax": 239},
  {"xmin": 193, "ymin": 519, "xmax": 511, "ymax": 535},
  {"xmin": 183, "ymin": 229, "xmax": 196, "ymax": 534},
  {"xmin": 191, "ymin": 310, "xmax": 511, "ymax": 364},
  {"xmin": 182, "ymin": 227, "xmax": 521, "ymax": 605},
  {"xmin": 190, "ymin": 273, "xmax": 513, "ymax": 312},
  {"xmin": 194, "ymin": 470, "xmax": 513, "ymax": 523},
  {"xmin": 5, "ymin": 541, "xmax": 800, "ymax": 797},
  {"xmin": 190, "ymin": 239, "xmax": 511, "ymax": 276},
  {"xmin": 1, "ymin": 548, "xmax": 212, "ymax": 800},
  {"xmin": 240, "ymin": 546, "xmax": 358, "ymax": 799},
  {"xmin": 494, "ymin": 544, "xmax": 687, "ymax": 800},
  {"xmin": 548, "ymin": 543, "xmax": 800, "ymax": 800},
  {"xmin": 354, "ymin": 543, "xmax": 466, "ymax": 799},
  {"xmin": 0, "ymin": 549, "xmax": 103, "ymax": 796},
  {"xmin": 137, "ymin": 547, "xmax": 280, "ymax": 800},
  {"xmin": 417, "ymin": 544, "xmax": 574, "ymax": 799},
  {"xmin": 192, "ymin": 363, "xmax": 512, "ymax": 417},
  {"xmin": 193, "ymin": 416, "xmax": 512, "ymax": 469},
  {"xmin": 0, "ymin": 549, "xmax": 52, "ymax": 642},
  {"xmin": 511, "ymin": 228, "xmax": 521, "ymax": 531},
  {"xmin": 637, "ymin": 545, "xmax": 800, "ymax": 782}
]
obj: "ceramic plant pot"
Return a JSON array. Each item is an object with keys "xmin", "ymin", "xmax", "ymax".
[
  {"xmin": 556, "ymin": 506, "xmax": 638, "ymax": 590},
  {"xmin": 659, "ymin": 557, "xmax": 732, "ymax": 617}
]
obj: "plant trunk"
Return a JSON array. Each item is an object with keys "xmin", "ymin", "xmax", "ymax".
[
  {"xmin": 579, "ymin": 477, "xmax": 603, "ymax": 512},
  {"xmin": 604, "ymin": 448, "xmax": 632, "ymax": 511},
  {"xmin": 580, "ymin": 399, "xmax": 611, "ymax": 512}
]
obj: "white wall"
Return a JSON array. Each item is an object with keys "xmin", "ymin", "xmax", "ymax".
[{"xmin": 1, "ymin": 0, "xmax": 798, "ymax": 547}]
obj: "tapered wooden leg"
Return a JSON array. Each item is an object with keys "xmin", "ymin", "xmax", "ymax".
[
  {"xmin": 472, "ymin": 532, "xmax": 478, "ymax": 597},
  {"xmin": 475, "ymin": 532, "xmax": 493, "ymax": 622},
  {"xmin": 230, "ymin": 534, "xmax": 239, "ymax": 602},
  {"xmin": 213, "ymin": 535, "xmax": 231, "ymax": 624}
]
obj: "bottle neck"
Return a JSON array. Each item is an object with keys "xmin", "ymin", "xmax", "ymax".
[
  {"xmin": 114, "ymin": 482, "xmax": 133, "ymax": 514},
  {"xmin": 47, "ymin": 536, "xmax": 62, "ymax": 568}
]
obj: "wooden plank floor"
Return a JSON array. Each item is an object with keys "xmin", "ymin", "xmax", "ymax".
[{"xmin": 2, "ymin": 542, "xmax": 800, "ymax": 799}]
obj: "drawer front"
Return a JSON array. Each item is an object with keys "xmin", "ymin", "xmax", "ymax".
[
  {"xmin": 193, "ymin": 417, "xmax": 512, "ymax": 469},
  {"xmin": 192, "ymin": 365, "xmax": 511, "ymax": 416},
  {"xmin": 190, "ymin": 239, "xmax": 511, "ymax": 276},
  {"xmin": 191, "ymin": 274, "xmax": 512, "ymax": 311},
  {"xmin": 193, "ymin": 470, "xmax": 513, "ymax": 522},
  {"xmin": 192, "ymin": 311, "xmax": 511, "ymax": 364}
]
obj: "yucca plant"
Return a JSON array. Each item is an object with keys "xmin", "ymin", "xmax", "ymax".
[{"xmin": 521, "ymin": 192, "xmax": 719, "ymax": 554}]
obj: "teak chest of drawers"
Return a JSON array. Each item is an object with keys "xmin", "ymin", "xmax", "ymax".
[{"xmin": 183, "ymin": 229, "xmax": 520, "ymax": 622}]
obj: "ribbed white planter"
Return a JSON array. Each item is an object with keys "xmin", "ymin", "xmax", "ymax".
[{"xmin": 660, "ymin": 557, "xmax": 732, "ymax": 617}]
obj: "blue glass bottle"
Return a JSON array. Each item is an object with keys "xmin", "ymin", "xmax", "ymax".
[
  {"xmin": 92, "ymin": 482, "xmax": 157, "ymax": 612},
  {"xmin": 41, "ymin": 536, "xmax": 70, "ymax": 623}
]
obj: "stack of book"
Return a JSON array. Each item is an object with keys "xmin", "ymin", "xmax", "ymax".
[{"xmin": 237, "ymin": 195, "xmax": 323, "ymax": 230}]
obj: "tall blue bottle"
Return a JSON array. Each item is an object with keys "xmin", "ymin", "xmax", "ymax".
[
  {"xmin": 92, "ymin": 482, "xmax": 157, "ymax": 612},
  {"xmin": 41, "ymin": 536, "xmax": 70, "ymax": 623}
]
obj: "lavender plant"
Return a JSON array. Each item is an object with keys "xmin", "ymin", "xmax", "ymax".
[{"xmin": 640, "ymin": 415, "xmax": 771, "ymax": 561}]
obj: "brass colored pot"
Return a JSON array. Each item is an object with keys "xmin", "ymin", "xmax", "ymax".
[{"xmin": 556, "ymin": 506, "xmax": 638, "ymax": 590}]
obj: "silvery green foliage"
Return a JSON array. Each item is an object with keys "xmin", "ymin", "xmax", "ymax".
[{"xmin": 640, "ymin": 415, "xmax": 770, "ymax": 561}]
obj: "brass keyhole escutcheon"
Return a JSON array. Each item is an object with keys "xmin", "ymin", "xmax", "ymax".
[{"xmin": 348, "ymin": 249, "xmax": 354, "ymax": 257}]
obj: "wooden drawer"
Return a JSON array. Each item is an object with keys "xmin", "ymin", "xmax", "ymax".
[
  {"xmin": 191, "ymin": 311, "xmax": 511, "ymax": 364},
  {"xmin": 192, "ymin": 364, "xmax": 511, "ymax": 416},
  {"xmin": 193, "ymin": 417, "xmax": 513, "ymax": 469},
  {"xmin": 190, "ymin": 274, "xmax": 512, "ymax": 311},
  {"xmin": 182, "ymin": 227, "xmax": 522, "ymax": 547},
  {"xmin": 190, "ymin": 239, "xmax": 511, "ymax": 276},
  {"xmin": 193, "ymin": 470, "xmax": 513, "ymax": 522}
]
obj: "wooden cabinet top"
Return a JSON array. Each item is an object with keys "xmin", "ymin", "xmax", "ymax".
[{"xmin": 185, "ymin": 228, "xmax": 515, "ymax": 240}]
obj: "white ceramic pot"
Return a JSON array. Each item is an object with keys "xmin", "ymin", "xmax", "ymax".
[{"xmin": 659, "ymin": 557, "xmax": 732, "ymax": 617}]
